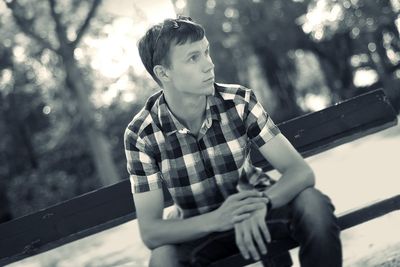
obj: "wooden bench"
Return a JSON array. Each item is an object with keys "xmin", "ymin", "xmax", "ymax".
[{"xmin": 0, "ymin": 89, "xmax": 398, "ymax": 266}]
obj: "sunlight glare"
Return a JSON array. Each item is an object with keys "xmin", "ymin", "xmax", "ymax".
[
  {"xmin": 302, "ymin": 0, "xmax": 342, "ymax": 39},
  {"xmin": 353, "ymin": 68, "xmax": 379, "ymax": 87},
  {"xmin": 88, "ymin": 1, "xmax": 176, "ymax": 80},
  {"xmin": 122, "ymin": 92, "xmax": 137, "ymax": 103},
  {"xmin": 42, "ymin": 105, "xmax": 51, "ymax": 115},
  {"xmin": 175, "ymin": 0, "xmax": 186, "ymax": 10},
  {"xmin": 13, "ymin": 46, "xmax": 26, "ymax": 63},
  {"xmin": 386, "ymin": 49, "xmax": 400, "ymax": 64},
  {"xmin": 88, "ymin": 18, "xmax": 137, "ymax": 79},
  {"xmin": 303, "ymin": 93, "xmax": 330, "ymax": 111},
  {"xmin": 0, "ymin": 69, "xmax": 13, "ymax": 85}
]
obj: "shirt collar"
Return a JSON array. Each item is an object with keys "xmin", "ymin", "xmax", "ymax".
[
  {"xmin": 157, "ymin": 89, "xmax": 221, "ymax": 136},
  {"xmin": 207, "ymin": 88, "xmax": 222, "ymax": 122}
]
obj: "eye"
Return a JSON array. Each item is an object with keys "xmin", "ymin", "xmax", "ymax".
[
  {"xmin": 205, "ymin": 48, "xmax": 210, "ymax": 56},
  {"xmin": 188, "ymin": 54, "xmax": 199, "ymax": 62}
]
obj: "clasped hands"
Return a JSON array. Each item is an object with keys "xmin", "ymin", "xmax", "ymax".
[{"xmin": 213, "ymin": 190, "xmax": 271, "ymax": 261}]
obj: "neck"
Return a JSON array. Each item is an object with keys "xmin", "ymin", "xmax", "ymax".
[{"xmin": 163, "ymin": 88, "xmax": 207, "ymax": 132}]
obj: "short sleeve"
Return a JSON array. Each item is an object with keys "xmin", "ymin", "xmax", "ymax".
[
  {"xmin": 244, "ymin": 89, "xmax": 280, "ymax": 148},
  {"xmin": 124, "ymin": 128, "xmax": 163, "ymax": 193}
]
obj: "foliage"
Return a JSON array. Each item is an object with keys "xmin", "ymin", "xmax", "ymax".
[
  {"xmin": 0, "ymin": 0, "xmax": 157, "ymax": 220},
  {"xmin": 184, "ymin": 0, "xmax": 400, "ymax": 121}
]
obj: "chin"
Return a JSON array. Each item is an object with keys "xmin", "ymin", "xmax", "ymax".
[{"xmin": 203, "ymin": 84, "xmax": 215, "ymax": 96}]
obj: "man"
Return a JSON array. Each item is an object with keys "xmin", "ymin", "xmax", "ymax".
[{"xmin": 124, "ymin": 16, "xmax": 342, "ymax": 267}]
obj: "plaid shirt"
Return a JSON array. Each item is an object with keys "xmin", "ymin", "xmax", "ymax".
[{"xmin": 124, "ymin": 83, "xmax": 281, "ymax": 218}]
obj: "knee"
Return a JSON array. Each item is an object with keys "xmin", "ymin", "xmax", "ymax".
[
  {"xmin": 149, "ymin": 245, "xmax": 180, "ymax": 267},
  {"xmin": 290, "ymin": 188, "xmax": 338, "ymax": 235}
]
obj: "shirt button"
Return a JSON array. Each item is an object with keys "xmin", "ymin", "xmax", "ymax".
[
  {"xmin": 205, "ymin": 118, "xmax": 212, "ymax": 128},
  {"xmin": 178, "ymin": 128, "xmax": 189, "ymax": 134}
]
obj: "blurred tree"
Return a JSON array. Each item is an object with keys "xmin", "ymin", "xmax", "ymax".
[
  {"xmin": 183, "ymin": 0, "xmax": 311, "ymax": 121},
  {"xmin": 181, "ymin": 0, "xmax": 400, "ymax": 119},
  {"xmin": 0, "ymin": 21, "xmax": 81, "ymax": 219},
  {"xmin": 302, "ymin": 0, "xmax": 400, "ymax": 108},
  {"xmin": 181, "ymin": 0, "xmax": 242, "ymax": 84},
  {"xmin": 234, "ymin": 0, "xmax": 309, "ymax": 120},
  {"xmin": 0, "ymin": 41, "xmax": 56, "ymax": 220},
  {"xmin": 0, "ymin": 1, "xmax": 160, "ymax": 220},
  {"xmin": 3, "ymin": 0, "xmax": 120, "ymax": 185},
  {"xmin": 0, "ymin": 45, "xmax": 14, "ymax": 223}
]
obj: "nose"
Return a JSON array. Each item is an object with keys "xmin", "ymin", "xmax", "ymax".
[{"xmin": 203, "ymin": 55, "xmax": 214, "ymax": 73}]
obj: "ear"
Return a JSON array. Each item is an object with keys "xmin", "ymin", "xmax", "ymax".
[{"xmin": 153, "ymin": 65, "xmax": 170, "ymax": 83}]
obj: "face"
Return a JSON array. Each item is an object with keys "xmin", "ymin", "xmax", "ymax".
[{"xmin": 163, "ymin": 37, "xmax": 215, "ymax": 96}]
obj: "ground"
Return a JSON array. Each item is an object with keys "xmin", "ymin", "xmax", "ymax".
[{"xmin": 7, "ymin": 116, "xmax": 400, "ymax": 267}]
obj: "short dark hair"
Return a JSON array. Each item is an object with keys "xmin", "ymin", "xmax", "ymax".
[{"xmin": 138, "ymin": 16, "xmax": 205, "ymax": 86}]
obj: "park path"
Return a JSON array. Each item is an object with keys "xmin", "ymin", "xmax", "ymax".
[{"xmin": 8, "ymin": 117, "xmax": 400, "ymax": 267}]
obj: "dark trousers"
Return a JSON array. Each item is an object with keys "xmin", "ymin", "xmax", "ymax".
[{"xmin": 149, "ymin": 188, "xmax": 342, "ymax": 267}]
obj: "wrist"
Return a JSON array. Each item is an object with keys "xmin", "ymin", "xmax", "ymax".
[
  {"xmin": 261, "ymin": 192, "xmax": 273, "ymax": 211},
  {"xmin": 203, "ymin": 210, "xmax": 219, "ymax": 232}
]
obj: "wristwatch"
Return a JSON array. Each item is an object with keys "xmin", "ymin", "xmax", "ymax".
[{"xmin": 261, "ymin": 191, "xmax": 273, "ymax": 211}]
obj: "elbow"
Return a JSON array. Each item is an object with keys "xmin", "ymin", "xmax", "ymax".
[
  {"xmin": 143, "ymin": 240, "xmax": 157, "ymax": 250},
  {"xmin": 303, "ymin": 166, "xmax": 315, "ymax": 188},
  {"xmin": 140, "ymin": 224, "xmax": 161, "ymax": 250},
  {"xmin": 291, "ymin": 163, "xmax": 315, "ymax": 189},
  {"xmin": 142, "ymin": 232, "xmax": 158, "ymax": 250}
]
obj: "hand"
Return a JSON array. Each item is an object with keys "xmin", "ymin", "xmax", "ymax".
[
  {"xmin": 211, "ymin": 190, "xmax": 269, "ymax": 232},
  {"xmin": 234, "ymin": 205, "xmax": 271, "ymax": 261}
]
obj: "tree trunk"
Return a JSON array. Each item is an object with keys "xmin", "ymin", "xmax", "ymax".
[
  {"xmin": 62, "ymin": 53, "xmax": 120, "ymax": 186},
  {"xmin": 4, "ymin": 0, "xmax": 119, "ymax": 188}
]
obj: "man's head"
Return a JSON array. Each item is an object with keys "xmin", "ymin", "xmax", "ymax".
[{"xmin": 138, "ymin": 16, "xmax": 215, "ymax": 95}]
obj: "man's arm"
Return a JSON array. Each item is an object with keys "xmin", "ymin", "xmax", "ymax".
[
  {"xmin": 134, "ymin": 188, "xmax": 269, "ymax": 249},
  {"xmin": 235, "ymin": 132, "xmax": 315, "ymax": 260},
  {"xmin": 259, "ymin": 132, "xmax": 315, "ymax": 208}
]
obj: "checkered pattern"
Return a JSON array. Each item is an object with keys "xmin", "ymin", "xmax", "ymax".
[{"xmin": 124, "ymin": 83, "xmax": 281, "ymax": 218}]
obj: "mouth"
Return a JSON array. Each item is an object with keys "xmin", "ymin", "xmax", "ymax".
[{"xmin": 203, "ymin": 77, "xmax": 215, "ymax": 83}]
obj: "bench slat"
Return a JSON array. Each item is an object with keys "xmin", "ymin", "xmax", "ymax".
[
  {"xmin": 252, "ymin": 89, "xmax": 397, "ymax": 170},
  {"xmin": 0, "ymin": 89, "xmax": 397, "ymax": 266}
]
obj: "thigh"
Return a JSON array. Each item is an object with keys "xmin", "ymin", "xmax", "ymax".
[
  {"xmin": 266, "ymin": 187, "xmax": 337, "ymax": 237},
  {"xmin": 187, "ymin": 221, "xmax": 293, "ymax": 265},
  {"xmin": 264, "ymin": 198, "xmax": 294, "ymax": 241},
  {"xmin": 267, "ymin": 187, "xmax": 334, "ymax": 219},
  {"xmin": 290, "ymin": 187, "xmax": 335, "ymax": 213},
  {"xmin": 178, "ymin": 230, "xmax": 239, "ymax": 266},
  {"xmin": 185, "ymin": 201, "xmax": 300, "ymax": 266}
]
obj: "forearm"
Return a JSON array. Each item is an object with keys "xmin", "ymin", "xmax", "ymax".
[
  {"xmin": 264, "ymin": 165, "xmax": 315, "ymax": 209},
  {"xmin": 140, "ymin": 211, "xmax": 217, "ymax": 249}
]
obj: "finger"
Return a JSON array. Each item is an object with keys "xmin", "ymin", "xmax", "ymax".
[
  {"xmin": 238, "ymin": 197, "xmax": 269, "ymax": 206},
  {"xmin": 251, "ymin": 220, "xmax": 267, "ymax": 255},
  {"xmin": 235, "ymin": 224, "xmax": 250, "ymax": 260},
  {"xmin": 243, "ymin": 229, "xmax": 260, "ymax": 261},
  {"xmin": 230, "ymin": 198, "xmax": 266, "ymax": 212},
  {"xmin": 232, "ymin": 213, "xmax": 251, "ymax": 224},
  {"xmin": 233, "ymin": 203, "xmax": 265, "ymax": 216},
  {"xmin": 230, "ymin": 190, "xmax": 262, "ymax": 201},
  {"xmin": 259, "ymin": 220, "xmax": 271, "ymax": 243}
]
